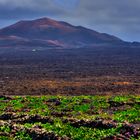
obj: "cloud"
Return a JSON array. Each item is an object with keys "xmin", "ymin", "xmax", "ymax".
[
  {"xmin": 73, "ymin": 0, "xmax": 140, "ymax": 41},
  {"xmin": 0, "ymin": 0, "xmax": 140, "ymax": 41}
]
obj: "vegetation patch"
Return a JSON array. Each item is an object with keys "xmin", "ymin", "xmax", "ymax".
[{"xmin": 0, "ymin": 95, "xmax": 140, "ymax": 140}]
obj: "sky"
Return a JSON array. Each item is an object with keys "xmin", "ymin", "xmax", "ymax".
[{"xmin": 0, "ymin": 0, "xmax": 140, "ymax": 42}]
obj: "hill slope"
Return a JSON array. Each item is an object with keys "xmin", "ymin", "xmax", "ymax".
[{"xmin": 0, "ymin": 17, "xmax": 137, "ymax": 48}]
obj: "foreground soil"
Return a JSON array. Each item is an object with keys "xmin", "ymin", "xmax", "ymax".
[
  {"xmin": 0, "ymin": 95, "xmax": 140, "ymax": 140},
  {"xmin": 1, "ymin": 76, "xmax": 140, "ymax": 96}
]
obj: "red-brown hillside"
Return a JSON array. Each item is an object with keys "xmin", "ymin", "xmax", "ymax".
[{"xmin": 0, "ymin": 17, "xmax": 135, "ymax": 48}]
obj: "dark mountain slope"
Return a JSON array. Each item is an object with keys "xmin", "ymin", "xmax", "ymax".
[{"xmin": 0, "ymin": 17, "xmax": 137, "ymax": 48}]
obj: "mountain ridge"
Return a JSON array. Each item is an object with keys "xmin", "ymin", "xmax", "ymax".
[{"xmin": 0, "ymin": 17, "xmax": 139, "ymax": 49}]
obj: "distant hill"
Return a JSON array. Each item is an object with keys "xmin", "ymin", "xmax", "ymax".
[{"xmin": 0, "ymin": 17, "xmax": 139, "ymax": 49}]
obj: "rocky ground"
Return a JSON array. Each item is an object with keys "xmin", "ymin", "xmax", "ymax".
[{"xmin": 0, "ymin": 95, "xmax": 140, "ymax": 139}]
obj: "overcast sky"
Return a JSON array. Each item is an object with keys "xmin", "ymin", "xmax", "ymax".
[{"xmin": 0, "ymin": 0, "xmax": 140, "ymax": 42}]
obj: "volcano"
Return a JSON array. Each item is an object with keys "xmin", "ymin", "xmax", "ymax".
[{"xmin": 0, "ymin": 17, "xmax": 138, "ymax": 49}]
